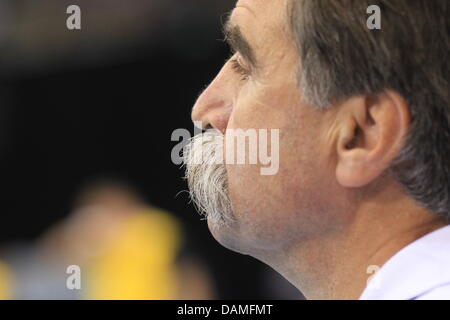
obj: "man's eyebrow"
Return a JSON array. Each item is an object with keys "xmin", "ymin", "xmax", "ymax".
[{"xmin": 223, "ymin": 20, "xmax": 258, "ymax": 68}]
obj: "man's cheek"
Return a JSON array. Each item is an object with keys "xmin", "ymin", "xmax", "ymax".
[{"xmin": 228, "ymin": 94, "xmax": 267, "ymax": 129}]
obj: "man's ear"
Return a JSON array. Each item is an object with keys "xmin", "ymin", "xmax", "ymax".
[{"xmin": 335, "ymin": 91, "xmax": 411, "ymax": 188}]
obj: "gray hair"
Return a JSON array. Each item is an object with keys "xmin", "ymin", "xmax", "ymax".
[
  {"xmin": 183, "ymin": 130, "xmax": 235, "ymax": 226},
  {"xmin": 289, "ymin": 0, "xmax": 450, "ymax": 218}
]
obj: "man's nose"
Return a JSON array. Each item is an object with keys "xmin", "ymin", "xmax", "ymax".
[{"xmin": 191, "ymin": 70, "xmax": 233, "ymax": 134}]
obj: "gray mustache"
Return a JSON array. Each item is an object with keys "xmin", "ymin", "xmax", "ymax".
[{"xmin": 183, "ymin": 130, "xmax": 235, "ymax": 226}]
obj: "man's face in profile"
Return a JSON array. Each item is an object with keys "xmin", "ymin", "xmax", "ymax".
[
  {"xmin": 182, "ymin": 0, "xmax": 450, "ymax": 300},
  {"xmin": 185, "ymin": 0, "xmax": 348, "ymax": 258}
]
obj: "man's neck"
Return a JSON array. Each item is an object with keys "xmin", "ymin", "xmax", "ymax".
[{"xmin": 262, "ymin": 183, "xmax": 448, "ymax": 300}]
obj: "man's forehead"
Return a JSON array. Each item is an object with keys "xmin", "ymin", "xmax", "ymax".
[
  {"xmin": 227, "ymin": 0, "xmax": 290, "ymax": 61},
  {"xmin": 229, "ymin": 0, "xmax": 288, "ymax": 37},
  {"xmin": 234, "ymin": 0, "xmax": 271, "ymax": 15}
]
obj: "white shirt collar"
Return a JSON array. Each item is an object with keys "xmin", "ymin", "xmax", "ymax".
[{"xmin": 359, "ymin": 225, "xmax": 450, "ymax": 300}]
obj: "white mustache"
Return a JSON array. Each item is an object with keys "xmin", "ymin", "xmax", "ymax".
[{"xmin": 183, "ymin": 130, "xmax": 235, "ymax": 226}]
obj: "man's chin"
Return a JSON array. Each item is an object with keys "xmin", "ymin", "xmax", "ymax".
[{"xmin": 207, "ymin": 217, "xmax": 250, "ymax": 255}]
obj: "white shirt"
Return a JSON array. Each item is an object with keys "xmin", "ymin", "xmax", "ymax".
[{"xmin": 359, "ymin": 225, "xmax": 450, "ymax": 300}]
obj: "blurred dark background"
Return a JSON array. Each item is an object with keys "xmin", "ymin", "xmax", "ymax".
[{"xmin": 0, "ymin": 0, "xmax": 302, "ymax": 299}]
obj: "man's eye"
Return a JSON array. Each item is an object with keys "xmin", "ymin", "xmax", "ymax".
[{"xmin": 230, "ymin": 57, "xmax": 250, "ymax": 81}]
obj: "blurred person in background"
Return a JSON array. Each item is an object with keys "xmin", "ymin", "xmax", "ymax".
[
  {"xmin": 1, "ymin": 178, "xmax": 215, "ymax": 299},
  {"xmin": 0, "ymin": 261, "xmax": 13, "ymax": 299}
]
